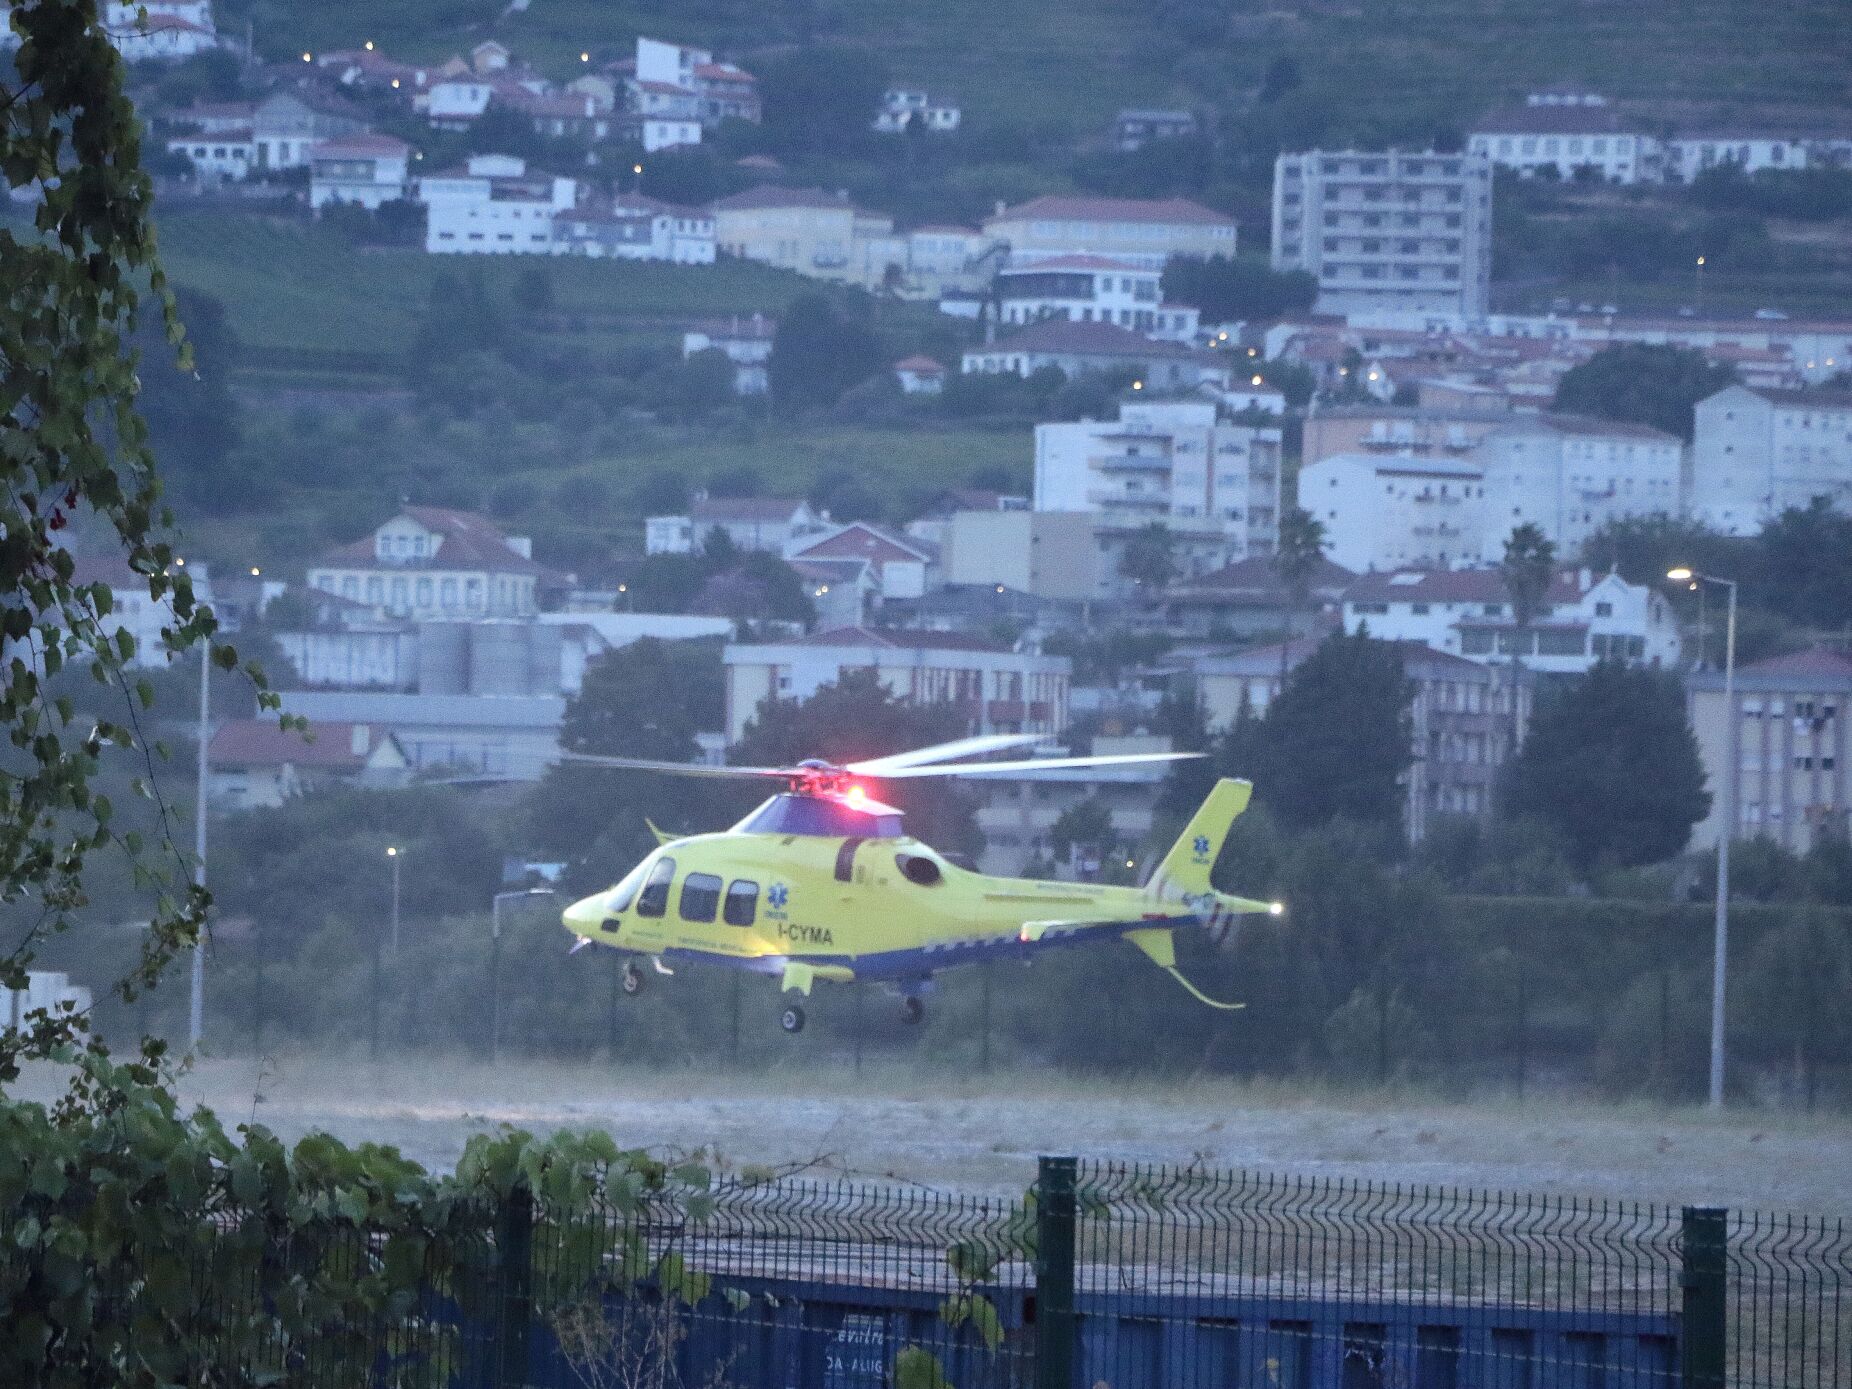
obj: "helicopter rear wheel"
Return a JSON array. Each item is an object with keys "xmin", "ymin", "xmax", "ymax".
[
  {"xmin": 621, "ymin": 961, "xmax": 645, "ymax": 995},
  {"xmin": 900, "ymin": 996, "xmax": 925, "ymax": 1025},
  {"xmin": 779, "ymin": 1005, "xmax": 806, "ymax": 1034}
]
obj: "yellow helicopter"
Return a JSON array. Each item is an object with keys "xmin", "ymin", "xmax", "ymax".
[{"xmin": 559, "ymin": 735, "xmax": 1282, "ymax": 1033}]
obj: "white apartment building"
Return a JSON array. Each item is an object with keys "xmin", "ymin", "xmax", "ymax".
[
  {"xmin": 681, "ymin": 314, "xmax": 774, "ymax": 394},
  {"xmin": 970, "ymin": 749, "xmax": 1169, "ymax": 877},
  {"xmin": 1468, "ymin": 101, "xmax": 1661, "ymax": 184},
  {"xmin": 1687, "ymin": 648, "xmax": 1852, "ymax": 854},
  {"xmin": 424, "ymin": 77, "xmax": 493, "ymax": 129},
  {"xmin": 103, "ymin": 0, "xmax": 216, "ymax": 61},
  {"xmin": 983, "ymin": 195, "xmax": 1237, "ymax": 270},
  {"xmin": 1272, "ymin": 150, "xmax": 1493, "ymax": 317},
  {"xmin": 420, "ymin": 154, "xmax": 578, "ymax": 254},
  {"xmin": 995, "ymin": 257, "xmax": 1200, "ymax": 343},
  {"xmin": 1299, "ymin": 453, "xmax": 1486, "ymax": 572},
  {"xmin": 1034, "ymin": 401, "xmax": 1283, "ymax": 595},
  {"xmin": 722, "ymin": 628, "xmax": 1071, "ymax": 743},
  {"xmin": 647, "ymin": 498, "xmax": 826, "ymax": 557},
  {"xmin": 1340, "ymin": 567, "xmax": 1681, "ymax": 674},
  {"xmin": 1689, "ymin": 384, "xmax": 1852, "ymax": 534},
  {"xmin": 68, "ymin": 554, "xmax": 216, "ymax": 670},
  {"xmin": 308, "ymin": 135, "xmax": 411, "ymax": 210},
  {"xmin": 306, "ymin": 506, "xmax": 546, "ymax": 620},
  {"xmin": 629, "ymin": 37, "xmax": 760, "ymax": 129},
  {"xmin": 1471, "ymin": 414, "xmax": 1683, "ymax": 561}
]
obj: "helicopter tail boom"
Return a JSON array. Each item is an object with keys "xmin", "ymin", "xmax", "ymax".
[{"xmin": 1146, "ymin": 778, "xmax": 1279, "ymax": 941}]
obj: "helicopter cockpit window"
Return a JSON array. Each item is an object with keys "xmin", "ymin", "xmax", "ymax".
[
  {"xmin": 679, "ymin": 873, "xmax": 722, "ymax": 923},
  {"xmin": 724, "ymin": 880, "xmax": 758, "ymax": 926},
  {"xmin": 635, "ymin": 857, "xmax": 675, "ymax": 918},
  {"xmin": 605, "ymin": 860, "xmax": 649, "ymax": 914}
]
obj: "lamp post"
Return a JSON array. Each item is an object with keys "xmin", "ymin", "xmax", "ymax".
[
  {"xmin": 1669, "ymin": 566, "xmax": 1736, "ymax": 1108},
  {"xmin": 386, "ymin": 846, "xmax": 402, "ymax": 952},
  {"xmin": 490, "ymin": 888, "xmax": 555, "ymax": 1065},
  {"xmin": 188, "ymin": 638, "xmax": 208, "ymax": 1050}
]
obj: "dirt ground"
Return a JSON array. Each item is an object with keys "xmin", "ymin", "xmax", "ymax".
[{"xmin": 21, "ymin": 1054, "xmax": 1842, "ymax": 1212}]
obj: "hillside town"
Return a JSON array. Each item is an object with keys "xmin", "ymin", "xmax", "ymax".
[{"xmin": 31, "ymin": 0, "xmax": 1845, "ymax": 886}]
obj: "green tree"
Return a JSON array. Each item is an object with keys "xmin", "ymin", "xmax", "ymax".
[
  {"xmin": 529, "ymin": 639, "xmax": 729, "ymax": 876},
  {"xmin": 1274, "ymin": 505, "xmax": 1328, "ymax": 676},
  {"xmin": 1235, "ymin": 632, "xmax": 1412, "ymax": 832},
  {"xmin": 1048, "ymin": 798, "xmax": 1116, "ymax": 870},
  {"xmin": 1754, "ymin": 498, "xmax": 1852, "ymax": 630},
  {"xmin": 1500, "ymin": 523, "xmax": 1556, "ymax": 759},
  {"xmin": 758, "ymin": 45, "xmax": 890, "ymax": 153},
  {"xmin": 1, "ymin": 0, "xmax": 272, "ymax": 1075},
  {"xmin": 1501, "ymin": 662, "xmax": 1710, "ymax": 869},
  {"xmin": 767, "ymin": 292, "xmax": 886, "ymax": 411},
  {"xmin": 1552, "ymin": 344, "xmax": 1736, "ymax": 442},
  {"xmin": 134, "ymin": 285, "xmax": 240, "ymax": 501},
  {"xmin": 1118, "ymin": 522, "xmax": 1177, "ymax": 593},
  {"xmin": 1160, "ymin": 256, "xmax": 1318, "ymax": 322}
]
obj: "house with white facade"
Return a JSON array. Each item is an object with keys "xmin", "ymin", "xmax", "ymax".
[
  {"xmin": 1340, "ymin": 567, "xmax": 1680, "ymax": 674},
  {"xmin": 722, "ymin": 628, "xmax": 1070, "ymax": 743},
  {"xmin": 68, "ymin": 554, "xmax": 215, "ymax": 670},
  {"xmin": 647, "ymin": 498, "xmax": 826, "ymax": 556},
  {"xmin": 554, "ymin": 193, "xmax": 715, "ymax": 262},
  {"xmin": 1114, "ymin": 109, "xmax": 1199, "ymax": 152},
  {"xmin": 420, "ymin": 154, "xmax": 578, "ymax": 254},
  {"xmin": 984, "ymin": 195, "xmax": 1236, "ymax": 269},
  {"xmin": 165, "ymin": 90, "xmax": 370, "ymax": 178},
  {"xmin": 1468, "ymin": 98, "xmax": 1662, "ymax": 184},
  {"xmin": 207, "ymin": 720, "xmax": 409, "ymax": 809},
  {"xmin": 1689, "ymin": 384, "xmax": 1852, "ymax": 534},
  {"xmin": 788, "ymin": 522, "xmax": 936, "ymax": 606},
  {"xmin": 1034, "ymin": 400, "xmax": 1283, "ymax": 595},
  {"xmin": 103, "ymin": 0, "xmax": 217, "ymax": 61},
  {"xmin": 424, "ymin": 76, "xmax": 494, "ymax": 130},
  {"xmin": 894, "ymin": 355, "xmax": 945, "ymax": 394},
  {"xmin": 962, "ymin": 318, "xmax": 1228, "ymax": 390},
  {"xmin": 681, "ymin": 314, "xmax": 774, "ymax": 394},
  {"xmin": 309, "ymin": 135, "xmax": 412, "ymax": 210},
  {"xmin": 995, "ymin": 257, "xmax": 1199, "ymax": 343},
  {"xmin": 874, "ymin": 88, "xmax": 961, "ymax": 134},
  {"xmin": 621, "ymin": 37, "xmax": 760, "ymax": 131},
  {"xmin": 306, "ymin": 506, "xmax": 550, "ymax": 620},
  {"xmin": 1665, "ymin": 131, "xmax": 1815, "ymax": 182}
]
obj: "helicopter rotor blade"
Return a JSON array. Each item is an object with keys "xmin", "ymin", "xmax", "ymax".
[
  {"xmin": 557, "ymin": 753, "xmax": 795, "ymax": 779},
  {"xmin": 868, "ymin": 751, "xmax": 1205, "ymax": 779},
  {"xmin": 847, "ymin": 733, "xmax": 1049, "ymax": 776}
]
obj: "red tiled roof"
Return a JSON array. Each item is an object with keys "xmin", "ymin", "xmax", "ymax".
[
  {"xmin": 1174, "ymin": 554, "xmax": 1356, "ymax": 598},
  {"xmin": 1740, "ymin": 386, "xmax": 1852, "ymax": 410},
  {"xmin": 987, "ymin": 195, "xmax": 1236, "ymax": 228},
  {"xmin": 893, "ymin": 354, "xmax": 944, "ymax": 373},
  {"xmin": 1738, "ymin": 648, "xmax": 1852, "ymax": 681},
  {"xmin": 711, "ymin": 184, "xmax": 858, "ymax": 212},
  {"xmin": 1000, "ymin": 253, "xmax": 1151, "ymax": 273},
  {"xmin": 978, "ymin": 318, "xmax": 1200, "ymax": 359},
  {"xmin": 310, "ymin": 134, "xmax": 411, "ymax": 157},
  {"xmin": 208, "ymin": 720, "xmax": 394, "ymax": 770},
  {"xmin": 319, "ymin": 507, "xmax": 545, "ymax": 575},
  {"xmin": 799, "ymin": 626, "xmax": 1007, "ymax": 653},
  {"xmin": 792, "ymin": 523, "xmax": 934, "ymax": 565},
  {"xmin": 692, "ymin": 496, "xmax": 809, "ymax": 524},
  {"xmin": 1471, "ymin": 106, "xmax": 1641, "ymax": 135},
  {"xmin": 1343, "ymin": 566, "xmax": 1604, "ymax": 606}
]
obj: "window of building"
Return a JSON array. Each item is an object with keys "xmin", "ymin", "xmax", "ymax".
[
  {"xmin": 636, "ymin": 858, "xmax": 675, "ymax": 917},
  {"xmin": 1594, "ymin": 601, "xmax": 1613, "ymax": 617}
]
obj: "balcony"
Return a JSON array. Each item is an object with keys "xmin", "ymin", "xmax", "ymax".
[{"xmin": 1093, "ymin": 452, "xmax": 1171, "ymax": 473}]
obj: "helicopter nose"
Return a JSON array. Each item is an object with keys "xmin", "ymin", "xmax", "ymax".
[{"xmin": 562, "ymin": 893, "xmax": 606, "ymax": 937}]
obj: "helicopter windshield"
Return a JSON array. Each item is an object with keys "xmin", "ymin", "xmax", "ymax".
[{"xmin": 733, "ymin": 793, "xmax": 904, "ymax": 839}]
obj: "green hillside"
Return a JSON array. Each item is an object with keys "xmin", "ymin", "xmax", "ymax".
[{"xmin": 220, "ymin": 0, "xmax": 1851, "ymax": 133}]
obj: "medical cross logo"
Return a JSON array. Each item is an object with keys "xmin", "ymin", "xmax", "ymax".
[
  {"xmin": 1192, "ymin": 835, "xmax": 1211, "ymax": 856},
  {"xmin": 767, "ymin": 883, "xmax": 789, "ymax": 909}
]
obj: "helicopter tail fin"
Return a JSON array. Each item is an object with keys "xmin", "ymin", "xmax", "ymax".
[{"xmin": 1147, "ymin": 778, "xmax": 1253, "ymax": 901}]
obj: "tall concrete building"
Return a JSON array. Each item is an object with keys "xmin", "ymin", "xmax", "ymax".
[
  {"xmin": 1033, "ymin": 401, "xmax": 1283, "ymax": 597},
  {"xmin": 1690, "ymin": 384, "xmax": 1852, "ymax": 535},
  {"xmin": 1272, "ymin": 150, "xmax": 1493, "ymax": 318}
]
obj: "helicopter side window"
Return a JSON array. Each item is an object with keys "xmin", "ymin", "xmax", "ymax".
[
  {"xmin": 679, "ymin": 873, "xmax": 722, "ymax": 923},
  {"xmin": 724, "ymin": 880, "xmax": 758, "ymax": 926},
  {"xmin": 635, "ymin": 857, "xmax": 675, "ymax": 918},
  {"xmin": 605, "ymin": 860, "xmax": 649, "ymax": 914}
]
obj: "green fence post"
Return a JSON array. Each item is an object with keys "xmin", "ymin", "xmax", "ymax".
[
  {"xmin": 495, "ymin": 1182, "xmax": 535, "ymax": 1389},
  {"xmin": 1681, "ymin": 1205, "xmax": 1727, "ymax": 1389},
  {"xmin": 1034, "ymin": 1156, "xmax": 1078, "ymax": 1389}
]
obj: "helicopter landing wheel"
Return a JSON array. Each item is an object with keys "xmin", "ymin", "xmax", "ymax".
[
  {"xmin": 621, "ymin": 961, "xmax": 645, "ymax": 996},
  {"xmin": 779, "ymin": 1005, "xmax": 806, "ymax": 1034},
  {"xmin": 900, "ymin": 996, "xmax": 925, "ymax": 1025}
]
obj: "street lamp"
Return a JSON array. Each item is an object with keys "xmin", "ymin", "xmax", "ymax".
[
  {"xmin": 489, "ymin": 887, "xmax": 555, "ymax": 1065},
  {"xmin": 1669, "ymin": 565, "xmax": 1737, "ymax": 1108},
  {"xmin": 386, "ymin": 846, "xmax": 401, "ymax": 951}
]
